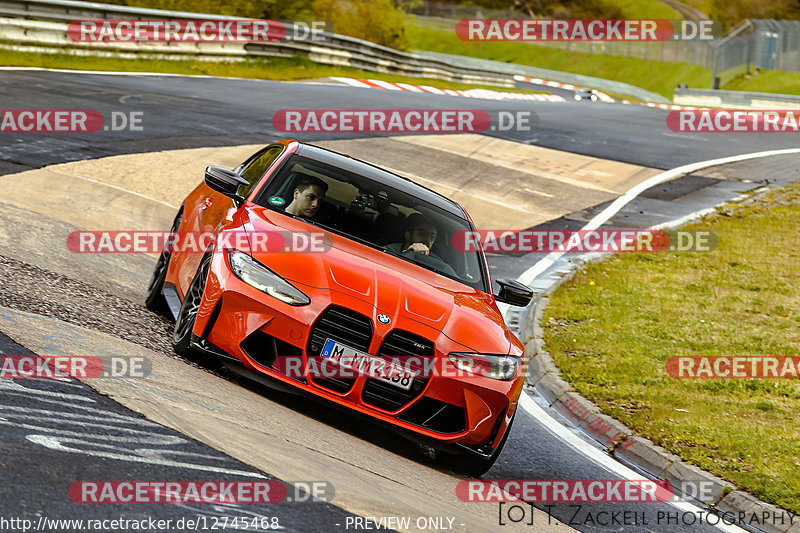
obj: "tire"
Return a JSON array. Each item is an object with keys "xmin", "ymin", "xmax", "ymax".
[
  {"xmin": 172, "ymin": 254, "xmax": 211, "ymax": 356},
  {"xmin": 440, "ymin": 412, "xmax": 515, "ymax": 477},
  {"xmin": 145, "ymin": 211, "xmax": 182, "ymax": 314}
]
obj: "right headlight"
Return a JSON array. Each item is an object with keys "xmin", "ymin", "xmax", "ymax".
[
  {"xmin": 447, "ymin": 353, "xmax": 521, "ymax": 381},
  {"xmin": 228, "ymin": 251, "xmax": 310, "ymax": 306}
]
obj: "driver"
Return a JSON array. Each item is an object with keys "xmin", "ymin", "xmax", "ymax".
[
  {"xmin": 285, "ymin": 175, "xmax": 328, "ymax": 218},
  {"xmin": 387, "ymin": 213, "xmax": 439, "ymax": 257}
]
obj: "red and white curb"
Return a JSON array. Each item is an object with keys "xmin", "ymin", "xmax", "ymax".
[
  {"xmin": 515, "ymin": 74, "xmax": 616, "ymax": 103},
  {"xmin": 330, "ymin": 77, "xmax": 565, "ymax": 102},
  {"xmin": 516, "ymin": 77, "xmax": 713, "ymax": 111},
  {"xmin": 328, "ymin": 76, "xmax": 716, "ymax": 112}
]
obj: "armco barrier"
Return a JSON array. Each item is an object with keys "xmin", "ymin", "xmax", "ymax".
[
  {"xmin": 0, "ymin": 0, "xmax": 673, "ymax": 98},
  {"xmin": 0, "ymin": 0, "xmax": 515, "ymax": 87},
  {"xmin": 419, "ymin": 50, "xmax": 671, "ymax": 103},
  {"xmin": 674, "ymin": 87, "xmax": 800, "ymax": 109}
]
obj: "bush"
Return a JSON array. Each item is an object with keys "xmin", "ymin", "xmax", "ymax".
[{"xmin": 313, "ymin": 0, "xmax": 411, "ymax": 50}]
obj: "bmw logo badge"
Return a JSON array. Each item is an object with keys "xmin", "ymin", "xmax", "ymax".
[{"xmin": 377, "ymin": 314, "xmax": 391, "ymax": 325}]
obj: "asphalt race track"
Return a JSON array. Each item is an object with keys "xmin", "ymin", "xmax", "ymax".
[{"xmin": 1, "ymin": 69, "xmax": 799, "ymax": 533}]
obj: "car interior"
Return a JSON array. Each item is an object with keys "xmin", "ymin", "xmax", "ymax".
[{"xmin": 257, "ymin": 160, "xmax": 485, "ymax": 289}]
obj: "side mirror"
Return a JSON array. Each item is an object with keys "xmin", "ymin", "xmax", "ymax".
[
  {"xmin": 204, "ymin": 166, "xmax": 249, "ymax": 204},
  {"xmin": 495, "ymin": 278, "xmax": 534, "ymax": 307}
]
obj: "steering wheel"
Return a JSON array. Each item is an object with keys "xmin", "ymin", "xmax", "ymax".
[{"xmin": 402, "ymin": 249, "xmax": 458, "ymax": 277}]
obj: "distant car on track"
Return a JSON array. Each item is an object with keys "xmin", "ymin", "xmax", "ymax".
[
  {"xmin": 574, "ymin": 88, "xmax": 599, "ymax": 102},
  {"xmin": 146, "ymin": 140, "xmax": 533, "ymax": 475}
]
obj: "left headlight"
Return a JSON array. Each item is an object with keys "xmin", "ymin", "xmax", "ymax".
[
  {"xmin": 447, "ymin": 353, "xmax": 521, "ymax": 381},
  {"xmin": 228, "ymin": 251, "xmax": 310, "ymax": 306}
]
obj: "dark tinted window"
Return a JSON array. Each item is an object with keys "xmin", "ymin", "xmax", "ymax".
[{"xmin": 255, "ymin": 155, "xmax": 488, "ymax": 293}]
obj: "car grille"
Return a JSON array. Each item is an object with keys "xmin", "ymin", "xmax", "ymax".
[
  {"xmin": 361, "ymin": 330, "xmax": 433, "ymax": 411},
  {"xmin": 307, "ymin": 305, "xmax": 372, "ymax": 393}
]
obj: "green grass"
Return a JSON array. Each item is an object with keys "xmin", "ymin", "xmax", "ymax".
[
  {"xmin": 410, "ymin": 26, "xmax": 711, "ymax": 99},
  {"xmin": 411, "ymin": 24, "xmax": 800, "ymax": 100},
  {"xmin": 0, "ymin": 48, "xmax": 546, "ymax": 94},
  {"xmin": 542, "ymin": 185, "xmax": 800, "ymax": 513},
  {"xmin": 723, "ymin": 68, "xmax": 800, "ymax": 96}
]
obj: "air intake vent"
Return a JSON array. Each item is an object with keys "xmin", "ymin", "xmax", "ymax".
[{"xmin": 398, "ymin": 397, "xmax": 466, "ymax": 434}]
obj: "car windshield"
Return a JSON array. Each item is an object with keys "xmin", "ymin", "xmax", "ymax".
[{"xmin": 255, "ymin": 154, "xmax": 488, "ymax": 292}]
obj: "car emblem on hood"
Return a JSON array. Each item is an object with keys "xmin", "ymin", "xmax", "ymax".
[{"xmin": 377, "ymin": 314, "xmax": 391, "ymax": 324}]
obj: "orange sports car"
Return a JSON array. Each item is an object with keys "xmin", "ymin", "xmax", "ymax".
[{"xmin": 146, "ymin": 140, "xmax": 533, "ymax": 475}]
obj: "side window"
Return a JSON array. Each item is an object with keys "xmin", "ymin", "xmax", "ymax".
[{"xmin": 237, "ymin": 146, "xmax": 283, "ymax": 198}]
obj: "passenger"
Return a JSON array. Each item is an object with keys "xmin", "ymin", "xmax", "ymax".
[
  {"xmin": 387, "ymin": 213, "xmax": 439, "ymax": 257},
  {"xmin": 285, "ymin": 175, "xmax": 328, "ymax": 218}
]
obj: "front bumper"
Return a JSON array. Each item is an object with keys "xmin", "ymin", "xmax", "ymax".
[{"xmin": 191, "ymin": 252, "xmax": 522, "ymax": 448}]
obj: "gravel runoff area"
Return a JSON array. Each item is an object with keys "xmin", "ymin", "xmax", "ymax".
[{"xmin": 0, "ymin": 253, "xmax": 177, "ymax": 358}]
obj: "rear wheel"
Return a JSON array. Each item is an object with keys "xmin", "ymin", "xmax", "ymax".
[
  {"xmin": 145, "ymin": 211, "xmax": 182, "ymax": 314},
  {"xmin": 172, "ymin": 255, "xmax": 211, "ymax": 355}
]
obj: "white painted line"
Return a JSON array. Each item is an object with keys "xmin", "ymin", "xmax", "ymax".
[
  {"xmin": 518, "ymin": 393, "xmax": 746, "ymax": 532},
  {"xmin": 508, "ymin": 149, "xmax": 800, "ymax": 531},
  {"xmin": 44, "ymin": 169, "xmax": 178, "ymax": 209},
  {"xmin": 516, "ymin": 147, "xmax": 800, "ymax": 287}
]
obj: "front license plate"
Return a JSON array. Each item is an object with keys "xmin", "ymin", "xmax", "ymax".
[{"xmin": 321, "ymin": 339, "xmax": 414, "ymax": 390}]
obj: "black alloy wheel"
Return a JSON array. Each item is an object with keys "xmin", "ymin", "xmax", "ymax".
[
  {"xmin": 172, "ymin": 255, "xmax": 211, "ymax": 355},
  {"xmin": 145, "ymin": 211, "xmax": 182, "ymax": 314}
]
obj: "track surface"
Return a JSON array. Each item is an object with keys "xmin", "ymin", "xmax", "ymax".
[{"xmin": 1, "ymin": 70, "xmax": 798, "ymax": 533}]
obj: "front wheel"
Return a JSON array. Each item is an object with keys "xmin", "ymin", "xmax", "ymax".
[
  {"xmin": 440, "ymin": 412, "xmax": 515, "ymax": 477},
  {"xmin": 145, "ymin": 211, "xmax": 181, "ymax": 314},
  {"xmin": 172, "ymin": 255, "xmax": 211, "ymax": 355}
]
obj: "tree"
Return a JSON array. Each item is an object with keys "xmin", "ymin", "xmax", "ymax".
[{"xmin": 313, "ymin": 0, "xmax": 411, "ymax": 50}]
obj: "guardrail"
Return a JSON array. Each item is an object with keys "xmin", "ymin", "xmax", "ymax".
[
  {"xmin": 0, "ymin": 0, "xmax": 518, "ymax": 87},
  {"xmin": 419, "ymin": 51, "xmax": 671, "ymax": 103},
  {"xmin": 0, "ymin": 0, "xmax": 679, "ymax": 100},
  {"xmin": 674, "ymin": 87, "xmax": 800, "ymax": 109}
]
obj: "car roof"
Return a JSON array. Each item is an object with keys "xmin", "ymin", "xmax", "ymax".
[{"xmin": 295, "ymin": 143, "xmax": 467, "ymax": 219}]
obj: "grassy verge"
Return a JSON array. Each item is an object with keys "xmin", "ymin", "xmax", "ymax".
[
  {"xmin": 723, "ymin": 68, "xmax": 800, "ymax": 96},
  {"xmin": 410, "ymin": 25, "xmax": 711, "ymax": 99},
  {"xmin": 0, "ymin": 49, "xmax": 547, "ymax": 94},
  {"xmin": 542, "ymin": 184, "xmax": 800, "ymax": 512},
  {"xmin": 410, "ymin": 24, "xmax": 800, "ymax": 99}
]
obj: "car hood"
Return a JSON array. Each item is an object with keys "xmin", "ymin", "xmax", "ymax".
[{"xmin": 244, "ymin": 208, "xmax": 512, "ymax": 354}]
